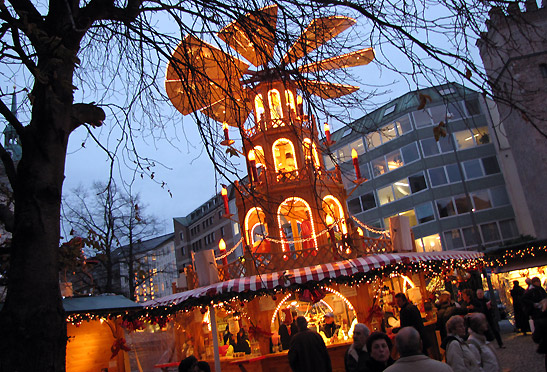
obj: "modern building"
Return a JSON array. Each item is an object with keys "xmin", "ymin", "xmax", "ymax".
[
  {"xmin": 173, "ymin": 184, "xmax": 242, "ymax": 276},
  {"xmin": 477, "ymin": 0, "xmax": 547, "ymax": 240},
  {"xmin": 326, "ymin": 83, "xmax": 522, "ymax": 252}
]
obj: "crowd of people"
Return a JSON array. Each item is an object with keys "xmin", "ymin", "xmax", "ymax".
[{"xmin": 176, "ymin": 279, "xmax": 547, "ymax": 372}]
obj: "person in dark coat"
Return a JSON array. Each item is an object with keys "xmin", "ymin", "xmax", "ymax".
[
  {"xmin": 394, "ymin": 293, "xmax": 429, "ymax": 354},
  {"xmin": 510, "ymin": 280, "xmax": 530, "ymax": 334},
  {"xmin": 288, "ymin": 316, "xmax": 332, "ymax": 372},
  {"xmin": 344, "ymin": 323, "xmax": 370, "ymax": 372},
  {"xmin": 321, "ymin": 312, "xmax": 340, "ymax": 339},
  {"xmin": 459, "ymin": 288, "xmax": 478, "ymax": 313},
  {"xmin": 435, "ymin": 291, "xmax": 457, "ymax": 342},
  {"xmin": 234, "ymin": 328, "xmax": 251, "ymax": 354},
  {"xmin": 279, "ymin": 309, "xmax": 298, "ymax": 350},
  {"xmin": 476, "ymin": 289, "xmax": 504, "ymax": 348},
  {"xmin": 522, "ymin": 277, "xmax": 547, "ymax": 355}
]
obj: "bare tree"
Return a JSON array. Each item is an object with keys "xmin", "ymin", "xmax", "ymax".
[
  {"xmin": 0, "ymin": 0, "xmax": 543, "ymax": 370},
  {"xmin": 62, "ymin": 181, "xmax": 161, "ymax": 299}
]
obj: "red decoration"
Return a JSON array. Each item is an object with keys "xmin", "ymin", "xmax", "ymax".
[
  {"xmin": 248, "ymin": 325, "xmax": 273, "ymax": 340},
  {"xmin": 111, "ymin": 338, "xmax": 131, "ymax": 359}
]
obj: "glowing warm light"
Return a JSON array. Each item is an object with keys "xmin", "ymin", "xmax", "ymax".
[
  {"xmin": 222, "ymin": 122, "xmax": 229, "ymax": 131},
  {"xmin": 248, "ymin": 149, "xmax": 256, "ymax": 162},
  {"xmin": 357, "ymin": 227, "xmax": 364, "ymax": 237},
  {"xmin": 324, "ymin": 123, "xmax": 330, "ymax": 132},
  {"xmin": 326, "ymin": 214, "xmax": 334, "ymax": 226},
  {"xmin": 219, "ymin": 239, "xmax": 226, "ymax": 252},
  {"xmin": 221, "ymin": 187, "xmax": 227, "ymax": 196},
  {"xmin": 402, "ymin": 275, "xmax": 416, "ymax": 290},
  {"xmin": 351, "ymin": 148, "xmax": 358, "ymax": 159}
]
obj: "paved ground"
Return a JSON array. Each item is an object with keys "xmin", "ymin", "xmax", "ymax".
[{"xmin": 495, "ymin": 320, "xmax": 545, "ymax": 372}]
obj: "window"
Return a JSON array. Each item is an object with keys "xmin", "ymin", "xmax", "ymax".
[
  {"xmin": 336, "ymin": 144, "xmax": 352, "ymax": 163},
  {"xmin": 465, "ymin": 99, "xmax": 481, "ymax": 116},
  {"xmin": 181, "ymin": 246, "xmax": 186, "ymax": 256},
  {"xmin": 540, "ymin": 63, "xmax": 547, "ymax": 78},
  {"xmin": 429, "ymin": 167, "xmax": 448, "ymax": 187},
  {"xmin": 268, "ymin": 89, "xmax": 283, "ymax": 120},
  {"xmin": 499, "ymin": 219, "xmax": 519, "ymax": 239},
  {"xmin": 491, "ymin": 186, "xmax": 510, "ymax": 207},
  {"xmin": 255, "ymin": 94, "xmax": 265, "ymax": 122},
  {"xmin": 421, "ymin": 138, "xmax": 440, "ymax": 157},
  {"xmin": 482, "ymin": 156, "xmax": 500, "ymax": 175},
  {"xmin": 437, "ymin": 198, "xmax": 456, "ymax": 218},
  {"xmin": 273, "ymin": 138, "xmax": 298, "ymax": 174},
  {"xmin": 447, "ymin": 102, "xmax": 463, "ymax": 120},
  {"xmin": 285, "ymin": 90, "xmax": 296, "ymax": 118},
  {"xmin": 463, "ymin": 159, "xmax": 483, "ymax": 179},
  {"xmin": 415, "ymin": 234, "xmax": 442, "ymax": 252},
  {"xmin": 366, "ymin": 131, "xmax": 382, "ymax": 149},
  {"xmin": 415, "ymin": 202, "xmax": 435, "ymax": 223},
  {"xmin": 351, "ymin": 138, "xmax": 365, "ymax": 156},
  {"xmin": 383, "ymin": 105, "xmax": 396, "ymax": 116},
  {"xmin": 473, "ymin": 127, "xmax": 490, "ymax": 145},
  {"xmin": 386, "ymin": 150, "xmax": 404, "ymax": 171},
  {"xmin": 343, "ymin": 128, "xmax": 352, "ymax": 137},
  {"xmin": 381, "ymin": 123, "xmax": 398, "ymax": 144},
  {"xmin": 454, "ymin": 130, "xmax": 477, "ymax": 150},
  {"xmin": 361, "ymin": 193, "xmax": 376, "ymax": 211},
  {"xmin": 409, "ymin": 173, "xmax": 427, "ymax": 193},
  {"xmin": 481, "ymin": 222, "xmax": 500, "ymax": 242},
  {"xmin": 472, "ymin": 190, "xmax": 492, "ymax": 210},
  {"xmin": 430, "ymin": 105, "xmax": 447, "ymax": 124},
  {"xmin": 220, "ymin": 226, "xmax": 225, "ymax": 237},
  {"xmin": 372, "ymin": 157, "xmax": 387, "ymax": 177},
  {"xmin": 384, "ymin": 210, "xmax": 417, "ymax": 229},
  {"xmin": 395, "ymin": 115, "xmax": 412, "ymax": 134},
  {"xmin": 446, "ymin": 164, "xmax": 462, "ymax": 182},
  {"xmin": 179, "ymin": 232, "xmax": 184, "ymax": 240},
  {"xmin": 348, "ymin": 198, "xmax": 362, "ymax": 214},
  {"xmin": 324, "ymin": 154, "xmax": 335, "ymax": 170},
  {"xmin": 439, "ymin": 87, "xmax": 456, "ymax": 96},
  {"xmin": 444, "ymin": 229, "xmax": 464, "ymax": 249},
  {"xmin": 438, "ymin": 136, "xmax": 453, "ymax": 152},
  {"xmin": 454, "ymin": 194, "xmax": 471, "ymax": 214},
  {"xmin": 413, "ymin": 109, "xmax": 432, "ymax": 127},
  {"xmin": 378, "ymin": 185, "xmax": 395, "ymax": 205},
  {"xmin": 462, "ymin": 226, "xmax": 479, "ymax": 246},
  {"xmin": 393, "ymin": 179, "xmax": 411, "ymax": 199},
  {"xmin": 401, "ymin": 143, "xmax": 419, "ymax": 163}
]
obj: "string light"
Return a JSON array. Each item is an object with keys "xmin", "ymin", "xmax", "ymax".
[
  {"xmin": 215, "ymin": 238, "xmax": 243, "ymax": 261},
  {"xmin": 350, "ymin": 216, "xmax": 390, "ymax": 236}
]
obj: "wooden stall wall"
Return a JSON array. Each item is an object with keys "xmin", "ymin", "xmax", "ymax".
[{"xmin": 66, "ymin": 320, "xmax": 126, "ymax": 372}]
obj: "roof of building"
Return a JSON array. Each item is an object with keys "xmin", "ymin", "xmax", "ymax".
[
  {"xmin": 114, "ymin": 232, "xmax": 174, "ymax": 258},
  {"xmin": 330, "ymin": 82, "xmax": 479, "ymax": 142},
  {"xmin": 63, "ymin": 294, "xmax": 142, "ymax": 313}
]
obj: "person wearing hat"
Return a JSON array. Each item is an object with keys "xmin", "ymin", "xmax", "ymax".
[{"xmin": 321, "ymin": 312, "xmax": 340, "ymax": 339}]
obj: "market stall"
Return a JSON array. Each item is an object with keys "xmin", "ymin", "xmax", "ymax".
[{"xmin": 140, "ymin": 250, "xmax": 483, "ymax": 370}]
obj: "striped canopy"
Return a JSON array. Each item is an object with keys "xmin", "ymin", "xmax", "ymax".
[{"xmin": 144, "ymin": 251, "xmax": 483, "ymax": 310}]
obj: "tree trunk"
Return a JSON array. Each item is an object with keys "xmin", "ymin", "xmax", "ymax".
[{"xmin": 0, "ymin": 55, "xmax": 75, "ymax": 371}]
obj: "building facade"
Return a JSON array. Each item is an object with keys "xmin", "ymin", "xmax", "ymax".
[
  {"xmin": 477, "ymin": 1, "xmax": 547, "ymax": 239},
  {"xmin": 173, "ymin": 185, "xmax": 242, "ymax": 275},
  {"xmin": 327, "ymin": 83, "xmax": 522, "ymax": 252}
]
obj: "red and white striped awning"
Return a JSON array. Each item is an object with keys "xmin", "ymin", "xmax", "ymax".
[{"xmin": 144, "ymin": 250, "xmax": 483, "ymax": 309}]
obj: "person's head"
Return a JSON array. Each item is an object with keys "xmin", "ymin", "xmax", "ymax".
[
  {"xmin": 395, "ymin": 327, "xmax": 422, "ymax": 357},
  {"xmin": 466, "ymin": 312, "xmax": 488, "ymax": 335},
  {"xmin": 394, "ymin": 293, "xmax": 408, "ymax": 308},
  {"xmin": 532, "ymin": 277, "xmax": 542, "ymax": 287},
  {"xmin": 526, "ymin": 278, "xmax": 533, "ymax": 286},
  {"xmin": 352, "ymin": 323, "xmax": 371, "ymax": 350},
  {"xmin": 367, "ymin": 332, "xmax": 392, "ymax": 363},
  {"xmin": 476, "ymin": 289, "xmax": 484, "ymax": 299},
  {"xmin": 439, "ymin": 291, "xmax": 451, "ymax": 303},
  {"xmin": 513, "ymin": 280, "xmax": 520, "ymax": 287},
  {"xmin": 193, "ymin": 361, "xmax": 211, "ymax": 372},
  {"xmin": 291, "ymin": 311, "xmax": 298, "ymax": 322},
  {"xmin": 446, "ymin": 315, "xmax": 466, "ymax": 337},
  {"xmin": 178, "ymin": 355, "xmax": 197, "ymax": 372},
  {"xmin": 324, "ymin": 312, "xmax": 334, "ymax": 324},
  {"xmin": 296, "ymin": 316, "xmax": 308, "ymax": 331},
  {"xmin": 462, "ymin": 288, "xmax": 473, "ymax": 302}
]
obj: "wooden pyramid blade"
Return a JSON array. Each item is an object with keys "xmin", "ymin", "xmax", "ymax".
[
  {"xmin": 165, "ymin": 35, "xmax": 249, "ymax": 115},
  {"xmin": 282, "ymin": 16, "xmax": 356, "ymax": 65},
  {"xmin": 200, "ymin": 93, "xmax": 252, "ymax": 126},
  {"xmin": 218, "ymin": 5, "xmax": 278, "ymax": 67},
  {"xmin": 303, "ymin": 80, "xmax": 360, "ymax": 99},
  {"xmin": 299, "ymin": 48, "xmax": 375, "ymax": 73}
]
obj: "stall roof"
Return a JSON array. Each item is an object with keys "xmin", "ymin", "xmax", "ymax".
[
  {"xmin": 63, "ymin": 295, "xmax": 142, "ymax": 314},
  {"xmin": 144, "ymin": 250, "xmax": 483, "ymax": 310}
]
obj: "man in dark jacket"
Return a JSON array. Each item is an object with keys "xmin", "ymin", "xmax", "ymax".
[
  {"xmin": 288, "ymin": 316, "xmax": 332, "ymax": 372},
  {"xmin": 344, "ymin": 323, "xmax": 370, "ymax": 372},
  {"xmin": 511, "ymin": 280, "xmax": 530, "ymax": 334},
  {"xmin": 476, "ymin": 288, "xmax": 504, "ymax": 348},
  {"xmin": 395, "ymin": 293, "xmax": 429, "ymax": 354}
]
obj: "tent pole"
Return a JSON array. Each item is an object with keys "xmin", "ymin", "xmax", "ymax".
[{"xmin": 210, "ymin": 304, "xmax": 222, "ymax": 372}]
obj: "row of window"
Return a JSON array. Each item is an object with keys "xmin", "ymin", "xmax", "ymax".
[
  {"xmin": 336, "ymin": 127, "xmax": 491, "ymax": 188},
  {"xmin": 443, "ymin": 219, "xmax": 518, "ymax": 250},
  {"xmin": 436, "ymin": 186, "xmax": 510, "ymax": 218},
  {"xmin": 203, "ymin": 216, "xmax": 214, "ymax": 229},
  {"xmin": 347, "ymin": 155, "xmax": 501, "ymax": 214},
  {"xmin": 350, "ymin": 185, "xmax": 510, "ymax": 234},
  {"xmin": 328, "ymin": 99, "xmax": 484, "ymax": 164},
  {"xmin": 187, "ymin": 227, "xmax": 226, "ymax": 254}
]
